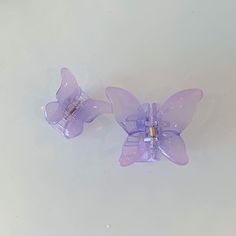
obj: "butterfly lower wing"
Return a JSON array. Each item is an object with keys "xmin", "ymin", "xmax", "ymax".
[
  {"xmin": 159, "ymin": 132, "xmax": 188, "ymax": 165},
  {"xmin": 64, "ymin": 117, "xmax": 84, "ymax": 139},
  {"xmin": 159, "ymin": 89, "xmax": 203, "ymax": 133},
  {"xmin": 119, "ymin": 134, "xmax": 146, "ymax": 167},
  {"xmin": 106, "ymin": 87, "xmax": 145, "ymax": 134},
  {"xmin": 56, "ymin": 68, "xmax": 82, "ymax": 107},
  {"xmin": 45, "ymin": 102, "xmax": 64, "ymax": 125}
]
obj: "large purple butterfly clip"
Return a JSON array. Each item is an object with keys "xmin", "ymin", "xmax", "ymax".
[{"xmin": 106, "ymin": 87, "xmax": 203, "ymax": 166}]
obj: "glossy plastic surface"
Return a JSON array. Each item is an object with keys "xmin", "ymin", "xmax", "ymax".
[
  {"xmin": 45, "ymin": 68, "xmax": 112, "ymax": 138},
  {"xmin": 106, "ymin": 87, "xmax": 203, "ymax": 166}
]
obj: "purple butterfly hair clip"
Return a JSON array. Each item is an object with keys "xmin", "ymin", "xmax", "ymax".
[
  {"xmin": 45, "ymin": 68, "xmax": 111, "ymax": 138},
  {"xmin": 106, "ymin": 87, "xmax": 203, "ymax": 167}
]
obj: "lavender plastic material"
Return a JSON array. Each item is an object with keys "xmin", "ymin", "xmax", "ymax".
[
  {"xmin": 106, "ymin": 87, "xmax": 203, "ymax": 166},
  {"xmin": 45, "ymin": 68, "xmax": 112, "ymax": 138}
]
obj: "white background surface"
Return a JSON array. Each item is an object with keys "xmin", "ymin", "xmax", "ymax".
[{"xmin": 0, "ymin": 0, "xmax": 236, "ymax": 235}]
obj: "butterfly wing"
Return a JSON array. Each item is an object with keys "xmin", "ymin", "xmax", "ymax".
[
  {"xmin": 158, "ymin": 89, "xmax": 203, "ymax": 165},
  {"xmin": 106, "ymin": 87, "xmax": 145, "ymax": 134},
  {"xmin": 64, "ymin": 116, "xmax": 84, "ymax": 139},
  {"xmin": 45, "ymin": 101, "xmax": 64, "ymax": 125},
  {"xmin": 45, "ymin": 68, "xmax": 82, "ymax": 125},
  {"xmin": 159, "ymin": 132, "xmax": 188, "ymax": 165},
  {"xmin": 56, "ymin": 68, "xmax": 82, "ymax": 107},
  {"xmin": 159, "ymin": 89, "xmax": 203, "ymax": 134},
  {"xmin": 120, "ymin": 134, "xmax": 146, "ymax": 166},
  {"xmin": 81, "ymin": 99, "xmax": 112, "ymax": 123},
  {"xmin": 63, "ymin": 97, "xmax": 112, "ymax": 138}
]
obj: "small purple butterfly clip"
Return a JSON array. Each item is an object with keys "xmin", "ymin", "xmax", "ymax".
[
  {"xmin": 45, "ymin": 68, "xmax": 111, "ymax": 138},
  {"xmin": 106, "ymin": 87, "xmax": 203, "ymax": 166}
]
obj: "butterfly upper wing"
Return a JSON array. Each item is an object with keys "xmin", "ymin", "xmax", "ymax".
[
  {"xmin": 45, "ymin": 68, "xmax": 82, "ymax": 125},
  {"xmin": 159, "ymin": 89, "xmax": 203, "ymax": 134},
  {"xmin": 159, "ymin": 132, "xmax": 188, "ymax": 165},
  {"xmin": 105, "ymin": 87, "xmax": 145, "ymax": 134},
  {"xmin": 56, "ymin": 68, "xmax": 82, "ymax": 107},
  {"xmin": 81, "ymin": 99, "xmax": 112, "ymax": 123}
]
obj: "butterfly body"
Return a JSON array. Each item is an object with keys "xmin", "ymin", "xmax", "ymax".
[{"xmin": 65, "ymin": 100, "xmax": 81, "ymax": 119}]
